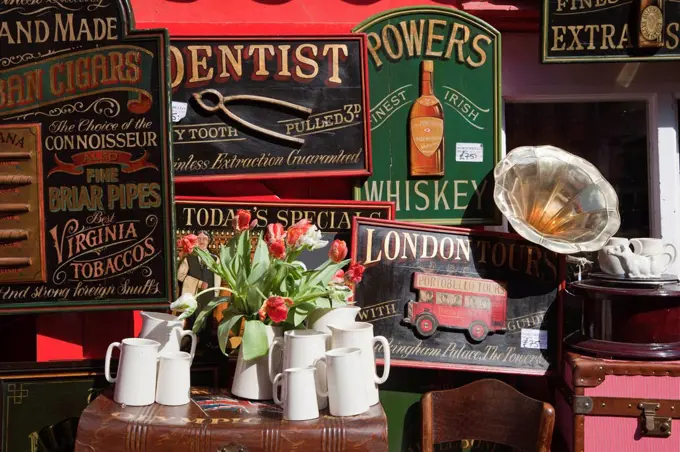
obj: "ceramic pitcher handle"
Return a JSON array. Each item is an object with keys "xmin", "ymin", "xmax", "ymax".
[
  {"xmin": 272, "ymin": 373, "xmax": 284, "ymax": 406},
  {"xmin": 313, "ymin": 357, "xmax": 329, "ymax": 398},
  {"xmin": 372, "ymin": 336, "xmax": 391, "ymax": 385},
  {"xmin": 665, "ymin": 243, "xmax": 677, "ymax": 264},
  {"xmin": 180, "ymin": 330, "xmax": 197, "ymax": 361},
  {"xmin": 268, "ymin": 337, "xmax": 283, "ymax": 383},
  {"xmin": 104, "ymin": 342, "xmax": 121, "ymax": 384},
  {"xmin": 630, "ymin": 239, "xmax": 643, "ymax": 254}
]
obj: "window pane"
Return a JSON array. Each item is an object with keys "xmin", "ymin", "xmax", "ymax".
[{"xmin": 504, "ymin": 101, "xmax": 649, "ymax": 238}]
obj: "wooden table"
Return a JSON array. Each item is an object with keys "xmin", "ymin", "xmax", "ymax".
[{"xmin": 75, "ymin": 388, "xmax": 388, "ymax": 452}]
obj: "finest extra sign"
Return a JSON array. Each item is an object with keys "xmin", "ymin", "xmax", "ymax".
[
  {"xmin": 542, "ymin": 0, "xmax": 680, "ymax": 62},
  {"xmin": 0, "ymin": 0, "xmax": 174, "ymax": 313},
  {"xmin": 352, "ymin": 218, "xmax": 565, "ymax": 375},
  {"xmin": 170, "ymin": 36, "xmax": 372, "ymax": 181}
]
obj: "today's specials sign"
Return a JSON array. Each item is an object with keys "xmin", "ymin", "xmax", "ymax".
[
  {"xmin": 542, "ymin": 0, "xmax": 680, "ymax": 62},
  {"xmin": 175, "ymin": 197, "xmax": 394, "ymax": 270},
  {"xmin": 0, "ymin": 0, "xmax": 174, "ymax": 313},
  {"xmin": 353, "ymin": 7, "xmax": 502, "ymax": 225},
  {"xmin": 352, "ymin": 218, "xmax": 564, "ymax": 375},
  {"xmin": 170, "ymin": 36, "xmax": 371, "ymax": 181}
]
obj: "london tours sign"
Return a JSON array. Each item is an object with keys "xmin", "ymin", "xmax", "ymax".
[
  {"xmin": 0, "ymin": 0, "xmax": 174, "ymax": 313},
  {"xmin": 352, "ymin": 218, "xmax": 565, "ymax": 375},
  {"xmin": 169, "ymin": 36, "xmax": 372, "ymax": 182},
  {"xmin": 353, "ymin": 7, "xmax": 502, "ymax": 225},
  {"xmin": 542, "ymin": 0, "xmax": 680, "ymax": 63}
]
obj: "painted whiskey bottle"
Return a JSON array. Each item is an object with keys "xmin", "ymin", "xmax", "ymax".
[{"xmin": 409, "ymin": 60, "xmax": 444, "ymax": 177}]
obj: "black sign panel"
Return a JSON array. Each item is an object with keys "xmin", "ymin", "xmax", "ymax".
[
  {"xmin": 175, "ymin": 197, "xmax": 393, "ymax": 276},
  {"xmin": 542, "ymin": 0, "xmax": 680, "ymax": 62},
  {"xmin": 0, "ymin": 0, "xmax": 174, "ymax": 313},
  {"xmin": 169, "ymin": 36, "xmax": 371, "ymax": 181},
  {"xmin": 352, "ymin": 218, "xmax": 564, "ymax": 375}
]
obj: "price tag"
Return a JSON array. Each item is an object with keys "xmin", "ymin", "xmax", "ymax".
[
  {"xmin": 172, "ymin": 101, "xmax": 188, "ymax": 123},
  {"xmin": 520, "ymin": 329, "xmax": 548, "ymax": 350},
  {"xmin": 455, "ymin": 142, "xmax": 484, "ymax": 162}
]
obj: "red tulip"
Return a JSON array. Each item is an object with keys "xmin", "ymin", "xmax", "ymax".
[
  {"xmin": 286, "ymin": 219, "xmax": 312, "ymax": 247},
  {"xmin": 265, "ymin": 223, "xmax": 285, "ymax": 245},
  {"xmin": 177, "ymin": 234, "xmax": 198, "ymax": 254},
  {"xmin": 268, "ymin": 240, "xmax": 286, "ymax": 259},
  {"xmin": 233, "ymin": 209, "xmax": 252, "ymax": 232},
  {"xmin": 345, "ymin": 262, "xmax": 365, "ymax": 284},
  {"xmin": 328, "ymin": 240, "xmax": 348, "ymax": 263},
  {"xmin": 263, "ymin": 296, "xmax": 293, "ymax": 323}
]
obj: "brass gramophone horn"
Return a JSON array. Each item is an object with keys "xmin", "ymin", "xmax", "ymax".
[{"xmin": 493, "ymin": 145, "xmax": 621, "ymax": 254}]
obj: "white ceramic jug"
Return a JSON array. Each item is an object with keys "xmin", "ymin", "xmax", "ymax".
[
  {"xmin": 272, "ymin": 367, "xmax": 320, "ymax": 421},
  {"xmin": 139, "ymin": 311, "xmax": 197, "ymax": 359},
  {"xmin": 308, "ymin": 305, "xmax": 360, "ymax": 334},
  {"xmin": 268, "ymin": 329, "xmax": 329, "ymax": 409},
  {"xmin": 314, "ymin": 347, "xmax": 369, "ymax": 417},
  {"xmin": 105, "ymin": 338, "xmax": 160, "ymax": 406},
  {"xmin": 156, "ymin": 351, "xmax": 192, "ymax": 406},
  {"xmin": 232, "ymin": 326, "xmax": 282, "ymax": 400},
  {"xmin": 328, "ymin": 322, "xmax": 390, "ymax": 406}
]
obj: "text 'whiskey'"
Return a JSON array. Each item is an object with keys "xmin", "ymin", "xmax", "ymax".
[{"xmin": 409, "ymin": 60, "xmax": 444, "ymax": 177}]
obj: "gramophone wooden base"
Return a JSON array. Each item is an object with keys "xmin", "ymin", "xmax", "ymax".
[
  {"xmin": 564, "ymin": 331, "xmax": 680, "ymax": 360},
  {"xmin": 567, "ymin": 279, "xmax": 680, "ymax": 360}
]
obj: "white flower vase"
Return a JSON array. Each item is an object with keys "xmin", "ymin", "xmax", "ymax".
[{"xmin": 231, "ymin": 325, "xmax": 282, "ymax": 400}]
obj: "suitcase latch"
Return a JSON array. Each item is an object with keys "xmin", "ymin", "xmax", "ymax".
[
  {"xmin": 639, "ymin": 402, "xmax": 672, "ymax": 438},
  {"xmin": 218, "ymin": 443, "xmax": 248, "ymax": 452}
]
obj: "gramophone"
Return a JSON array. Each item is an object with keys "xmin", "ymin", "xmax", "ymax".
[{"xmin": 493, "ymin": 145, "xmax": 620, "ymax": 256}]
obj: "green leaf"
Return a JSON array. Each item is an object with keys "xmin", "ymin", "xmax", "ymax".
[
  {"xmin": 218, "ymin": 313, "xmax": 243, "ymax": 355},
  {"xmin": 241, "ymin": 320, "xmax": 269, "ymax": 361},
  {"xmin": 192, "ymin": 297, "xmax": 231, "ymax": 334},
  {"xmin": 237, "ymin": 231, "xmax": 251, "ymax": 272},
  {"xmin": 303, "ymin": 260, "xmax": 348, "ymax": 290},
  {"xmin": 247, "ymin": 236, "xmax": 270, "ymax": 285},
  {"xmin": 245, "ymin": 287, "xmax": 264, "ymax": 315},
  {"xmin": 290, "ymin": 302, "xmax": 316, "ymax": 326},
  {"xmin": 220, "ymin": 244, "xmax": 232, "ymax": 271}
]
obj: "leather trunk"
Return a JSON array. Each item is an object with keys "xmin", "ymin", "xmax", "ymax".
[
  {"xmin": 556, "ymin": 352, "xmax": 680, "ymax": 452},
  {"xmin": 75, "ymin": 388, "xmax": 389, "ymax": 452}
]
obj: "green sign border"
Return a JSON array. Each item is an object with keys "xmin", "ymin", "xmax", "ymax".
[{"xmin": 353, "ymin": 6, "xmax": 502, "ymax": 226}]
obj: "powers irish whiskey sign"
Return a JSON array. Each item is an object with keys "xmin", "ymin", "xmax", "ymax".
[
  {"xmin": 170, "ymin": 36, "xmax": 371, "ymax": 181},
  {"xmin": 353, "ymin": 7, "xmax": 502, "ymax": 225},
  {"xmin": 0, "ymin": 0, "xmax": 174, "ymax": 313},
  {"xmin": 352, "ymin": 218, "xmax": 564, "ymax": 375}
]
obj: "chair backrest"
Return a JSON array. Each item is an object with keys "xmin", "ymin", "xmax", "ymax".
[{"xmin": 421, "ymin": 378, "xmax": 555, "ymax": 452}]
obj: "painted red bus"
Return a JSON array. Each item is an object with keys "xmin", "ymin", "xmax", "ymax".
[{"xmin": 403, "ymin": 273, "xmax": 508, "ymax": 341}]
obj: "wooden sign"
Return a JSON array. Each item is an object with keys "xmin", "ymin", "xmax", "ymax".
[
  {"xmin": 352, "ymin": 7, "xmax": 502, "ymax": 225},
  {"xmin": 351, "ymin": 218, "xmax": 565, "ymax": 375},
  {"xmin": 175, "ymin": 197, "xmax": 394, "ymax": 276},
  {"xmin": 170, "ymin": 36, "xmax": 371, "ymax": 182},
  {"xmin": 0, "ymin": 0, "xmax": 174, "ymax": 313},
  {"xmin": 542, "ymin": 0, "xmax": 680, "ymax": 62}
]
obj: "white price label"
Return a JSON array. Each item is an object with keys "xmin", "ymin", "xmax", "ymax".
[
  {"xmin": 455, "ymin": 142, "xmax": 484, "ymax": 162},
  {"xmin": 520, "ymin": 329, "xmax": 548, "ymax": 350},
  {"xmin": 172, "ymin": 101, "xmax": 188, "ymax": 123}
]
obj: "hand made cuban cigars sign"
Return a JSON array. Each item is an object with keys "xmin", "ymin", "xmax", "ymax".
[
  {"xmin": 0, "ymin": 0, "xmax": 174, "ymax": 312},
  {"xmin": 542, "ymin": 0, "xmax": 680, "ymax": 62},
  {"xmin": 175, "ymin": 197, "xmax": 394, "ymax": 271},
  {"xmin": 352, "ymin": 218, "xmax": 565, "ymax": 374},
  {"xmin": 353, "ymin": 7, "xmax": 502, "ymax": 225},
  {"xmin": 169, "ymin": 36, "xmax": 371, "ymax": 181}
]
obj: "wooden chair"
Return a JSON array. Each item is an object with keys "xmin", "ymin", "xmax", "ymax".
[{"xmin": 421, "ymin": 378, "xmax": 555, "ymax": 452}]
